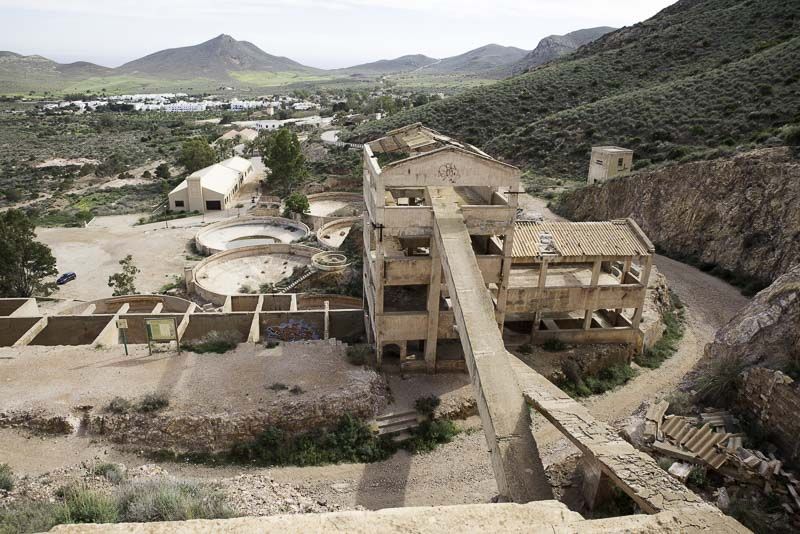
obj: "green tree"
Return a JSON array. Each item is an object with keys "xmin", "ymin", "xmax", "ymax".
[
  {"xmin": 108, "ymin": 255, "xmax": 140, "ymax": 296},
  {"xmin": 282, "ymin": 192, "xmax": 310, "ymax": 217},
  {"xmin": 214, "ymin": 138, "xmax": 236, "ymax": 160},
  {"xmin": 0, "ymin": 209, "xmax": 58, "ymax": 297},
  {"xmin": 179, "ymin": 138, "xmax": 217, "ymax": 173},
  {"xmin": 155, "ymin": 163, "xmax": 171, "ymax": 180},
  {"xmin": 263, "ymin": 129, "xmax": 305, "ymax": 195}
]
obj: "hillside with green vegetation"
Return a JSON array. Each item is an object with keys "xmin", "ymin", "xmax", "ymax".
[{"xmin": 346, "ymin": 0, "xmax": 800, "ymax": 179}]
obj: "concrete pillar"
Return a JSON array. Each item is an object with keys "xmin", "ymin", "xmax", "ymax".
[
  {"xmin": 13, "ymin": 317, "xmax": 47, "ymax": 347},
  {"xmin": 424, "ymin": 238, "xmax": 442, "ymax": 373},
  {"xmin": 324, "ymin": 300, "xmax": 330, "ymax": 340},
  {"xmin": 183, "ymin": 266, "xmax": 195, "ymax": 294},
  {"xmin": 578, "ymin": 455, "xmax": 616, "ymax": 512},
  {"xmin": 631, "ymin": 256, "xmax": 653, "ymax": 329},
  {"xmin": 81, "ymin": 304, "xmax": 96, "ymax": 316},
  {"xmin": 151, "ymin": 303, "xmax": 164, "ymax": 314}
]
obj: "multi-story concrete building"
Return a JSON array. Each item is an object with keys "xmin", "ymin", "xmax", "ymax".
[{"xmin": 362, "ymin": 125, "xmax": 653, "ymax": 373}]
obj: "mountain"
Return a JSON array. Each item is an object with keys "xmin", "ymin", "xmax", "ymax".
[
  {"xmin": 512, "ymin": 27, "xmax": 615, "ymax": 74},
  {"xmin": 421, "ymin": 44, "xmax": 529, "ymax": 76},
  {"xmin": 0, "ymin": 52, "xmax": 109, "ymax": 93},
  {"xmin": 346, "ymin": 0, "xmax": 800, "ymax": 178},
  {"xmin": 336, "ymin": 54, "xmax": 438, "ymax": 75},
  {"xmin": 116, "ymin": 34, "xmax": 318, "ymax": 79}
]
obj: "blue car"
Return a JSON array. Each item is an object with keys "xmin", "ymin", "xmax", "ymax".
[{"xmin": 57, "ymin": 272, "xmax": 77, "ymax": 285}]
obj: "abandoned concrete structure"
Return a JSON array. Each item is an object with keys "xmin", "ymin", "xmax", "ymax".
[
  {"xmin": 363, "ymin": 125, "xmax": 652, "ymax": 373},
  {"xmin": 509, "ymin": 219, "xmax": 654, "ymax": 347},
  {"xmin": 588, "ymin": 146, "xmax": 634, "ymax": 184},
  {"xmin": 168, "ymin": 156, "xmax": 254, "ymax": 212}
]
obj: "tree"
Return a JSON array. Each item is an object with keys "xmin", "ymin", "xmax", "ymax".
[
  {"xmin": 178, "ymin": 138, "xmax": 217, "ymax": 173},
  {"xmin": 263, "ymin": 128, "xmax": 305, "ymax": 195},
  {"xmin": 108, "ymin": 255, "xmax": 140, "ymax": 296},
  {"xmin": 282, "ymin": 192, "xmax": 310, "ymax": 217},
  {"xmin": 0, "ymin": 209, "xmax": 58, "ymax": 297},
  {"xmin": 155, "ymin": 163, "xmax": 171, "ymax": 180},
  {"xmin": 214, "ymin": 138, "xmax": 236, "ymax": 160}
]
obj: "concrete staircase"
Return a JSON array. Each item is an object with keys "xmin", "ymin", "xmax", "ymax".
[
  {"xmin": 276, "ymin": 268, "xmax": 318, "ymax": 293},
  {"xmin": 375, "ymin": 409, "xmax": 420, "ymax": 442}
]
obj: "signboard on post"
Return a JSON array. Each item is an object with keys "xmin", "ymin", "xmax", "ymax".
[
  {"xmin": 117, "ymin": 319, "xmax": 129, "ymax": 356},
  {"xmin": 145, "ymin": 317, "xmax": 180, "ymax": 355}
]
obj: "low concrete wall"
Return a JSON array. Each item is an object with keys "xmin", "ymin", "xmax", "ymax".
[
  {"xmin": 329, "ymin": 309, "xmax": 366, "ymax": 341},
  {"xmin": 261, "ymin": 311, "xmax": 324, "ymax": 341},
  {"xmin": 195, "ymin": 216, "xmax": 310, "ymax": 255},
  {"xmin": 230, "ymin": 295, "xmax": 261, "ymax": 312},
  {"xmin": 191, "ymin": 244, "xmax": 323, "ymax": 306},
  {"xmin": 116, "ymin": 314, "xmax": 187, "ymax": 344},
  {"xmin": 182, "ymin": 313, "xmax": 254, "ymax": 342},
  {"xmin": 297, "ymin": 294, "xmax": 362, "ymax": 310},
  {"xmin": 0, "ymin": 298, "xmax": 39, "ymax": 317},
  {"xmin": 316, "ymin": 216, "xmax": 361, "ymax": 249},
  {"xmin": 0, "ymin": 317, "xmax": 41, "ymax": 346},
  {"xmin": 304, "ymin": 192, "xmax": 365, "ymax": 230},
  {"xmin": 59, "ymin": 295, "xmax": 194, "ymax": 315},
  {"xmin": 30, "ymin": 316, "xmax": 113, "ymax": 346}
]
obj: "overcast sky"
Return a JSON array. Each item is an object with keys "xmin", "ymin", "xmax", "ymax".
[{"xmin": 1, "ymin": 0, "xmax": 676, "ymax": 69}]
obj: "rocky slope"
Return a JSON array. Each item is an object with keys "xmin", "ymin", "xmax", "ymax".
[
  {"xmin": 511, "ymin": 27, "xmax": 615, "ymax": 74},
  {"xmin": 555, "ymin": 148, "xmax": 800, "ymax": 293}
]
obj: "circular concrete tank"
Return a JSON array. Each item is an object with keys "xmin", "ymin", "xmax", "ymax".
[
  {"xmin": 316, "ymin": 216, "xmax": 360, "ymax": 249},
  {"xmin": 192, "ymin": 244, "xmax": 322, "ymax": 305},
  {"xmin": 195, "ymin": 216, "xmax": 310, "ymax": 255},
  {"xmin": 304, "ymin": 192, "xmax": 364, "ymax": 230}
]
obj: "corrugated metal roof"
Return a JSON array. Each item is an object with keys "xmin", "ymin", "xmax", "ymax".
[
  {"xmin": 661, "ymin": 417, "xmax": 731, "ymax": 470},
  {"xmin": 513, "ymin": 220, "xmax": 651, "ymax": 259}
]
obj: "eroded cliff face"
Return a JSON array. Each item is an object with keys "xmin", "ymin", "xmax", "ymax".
[{"xmin": 556, "ymin": 147, "xmax": 800, "ymax": 289}]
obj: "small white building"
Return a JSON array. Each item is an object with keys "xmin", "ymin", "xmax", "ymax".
[
  {"xmin": 587, "ymin": 146, "xmax": 634, "ymax": 184},
  {"xmin": 168, "ymin": 156, "xmax": 254, "ymax": 212}
]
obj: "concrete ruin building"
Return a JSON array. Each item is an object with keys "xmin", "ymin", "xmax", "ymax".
[
  {"xmin": 587, "ymin": 146, "xmax": 634, "ymax": 184},
  {"xmin": 362, "ymin": 125, "xmax": 653, "ymax": 373},
  {"xmin": 168, "ymin": 155, "xmax": 254, "ymax": 212}
]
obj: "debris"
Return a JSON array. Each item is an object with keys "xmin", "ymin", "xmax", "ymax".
[
  {"xmin": 715, "ymin": 487, "xmax": 730, "ymax": 511},
  {"xmin": 668, "ymin": 461, "xmax": 693, "ymax": 482}
]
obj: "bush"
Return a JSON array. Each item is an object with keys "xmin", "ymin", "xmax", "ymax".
[
  {"xmin": 404, "ymin": 420, "xmax": 459, "ymax": 454},
  {"xmin": 542, "ymin": 339, "xmax": 566, "ymax": 352},
  {"xmin": 0, "ymin": 463, "xmax": 14, "ymax": 491},
  {"xmin": 92, "ymin": 463, "xmax": 124, "ymax": 484},
  {"xmin": 59, "ymin": 484, "xmax": 119, "ymax": 524},
  {"xmin": 289, "ymin": 385, "xmax": 304, "ymax": 395},
  {"xmin": 686, "ymin": 466, "xmax": 708, "ymax": 488},
  {"xmin": 282, "ymin": 192, "xmax": 310, "ymax": 217},
  {"xmin": 106, "ymin": 397, "xmax": 132, "ymax": 414},
  {"xmin": 0, "ymin": 501, "xmax": 70, "ymax": 533},
  {"xmin": 559, "ymin": 360, "xmax": 636, "ymax": 398},
  {"xmin": 635, "ymin": 295, "xmax": 685, "ymax": 369},
  {"xmin": 694, "ymin": 353, "xmax": 748, "ymax": 406},
  {"xmin": 116, "ymin": 480, "xmax": 232, "ymax": 523},
  {"xmin": 414, "ymin": 395, "xmax": 441, "ymax": 417},
  {"xmin": 181, "ymin": 330, "xmax": 241, "ymax": 354},
  {"xmin": 345, "ymin": 344, "xmax": 371, "ymax": 366},
  {"xmin": 517, "ymin": 343, "xmax": 533, "ymax": 354},
  {"xmin": 137, "ymin": 392, "xmax": 169, "ymax": 413},
  {"xmin": 229, "ymin": 414, "xmax": 394, "ymax": 467}
]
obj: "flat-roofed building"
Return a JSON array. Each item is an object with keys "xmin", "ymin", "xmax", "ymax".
[
  {"xmin": 168, "ymin": 156, "xmax": 254, "ymax": 212},
  {"xmin": 588, "ymin": 146, "xmax": 634, "ymax": 184}
]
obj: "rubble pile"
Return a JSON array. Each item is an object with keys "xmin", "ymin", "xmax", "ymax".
[{"xmin": 639, "ymin": 400, "xmax": 800, "ymax": 519}]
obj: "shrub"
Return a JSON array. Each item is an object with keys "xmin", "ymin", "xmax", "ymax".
[
  {"xmin": 181, "ymin": 330, "xmax": 241, "ymax": 354},
  {"xmin": 635, "ymin": 294, "xmax": 685, "ymax": 369},
  {"xmin": 657, "ymin": 457, "xmax": 673, "ymax": 471},
  {"xmin": 414, "ymin": 395, "xmax": 441, "ymax": 417},
  {"xmin": 686, "ymin": 466, "xmax": 708, "ymax": 488},
  {"xmin": 59, "ymin": 484, "xmax": 119, "ymax": 524},
  {"xmin": 0, "ymin": 463, "xmax": 14, "ymax": 491},
  {"xmin": 92, "ymin": 463, "xmax": 124, "ymax": 484},
  {"xmin": 542, "ymin": 339, "xmax": 566, "ymax": 352},
  {"xmin": 345, "ymin": 344, "xmax": 371, "ymax": 366},
  {"xmin": 116, "ymin": 480, "xmax": 232, "ymax": 522},
  {"xmin": 783, "ymin": 124, "xmax": 800, "ymax": 146},
  {"xmin": 584, "ymin": 364, "xmax": 637, "ymax": 395},
  {"xmin": 694, "ymin": 353, "xmax": 748, "ymax": 406},
  {"xmin": 264, "ymin": 340, "xmax": 279, "ymax": 349},
  {"xmin": 268, "ymin": 382, "xmax": 288, "ymax": 391},
  {"xmin": 0, "ymin": 501, "xmax": 70, "ymax": 533},
  {"xmin": 289, "ymin": 385, "xmax": 304, "ymax": 395},
  {"xmin": 137, "ymin": 392, "xmax": 169, "ymax": 413},
  {"xmin": 404, "ymin": 420, "xmax": 459, "ymax": 454},
  {"xmin": 106, "ymin": 397, "xmax": 132, "ymax": 414},
  {"xmin": 517, "ymin": 343, "xmax": 533, "ymax": 354}
]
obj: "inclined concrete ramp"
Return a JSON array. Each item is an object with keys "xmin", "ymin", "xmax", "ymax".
[{"xmin": 429, "ymin": 187, "xmax": 552, "ymax": 502}]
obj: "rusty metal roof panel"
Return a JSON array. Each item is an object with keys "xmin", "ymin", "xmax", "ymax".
[{"xmin": 513, "ymin": 220, "xmax": 651, "ymax": 259}]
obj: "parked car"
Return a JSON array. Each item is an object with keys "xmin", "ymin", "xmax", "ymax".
[{"xmin": 57, "ymin": 272, "xmax": 76, "ymax": 285}]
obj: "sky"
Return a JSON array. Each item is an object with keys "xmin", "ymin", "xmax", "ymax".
[{"xmin": 0, "ymin": 0, "xmax": 676, "ymax": 69}]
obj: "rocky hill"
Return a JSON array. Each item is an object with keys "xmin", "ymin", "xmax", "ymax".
[
  {"xmin": 347, "ymin": 0, "xmax": 800, "ymax": 177},
  {"xmin": 554, "ymin": 147, "xmax": 800, "ymax": 294},
  {"xmin": 511, "ymin": 27, "xmax": 615, "ymax": 74},
  {"xmin": 420, "ymin": 44, "xmax": 529, "ymax": 76},
  {"xmin": 116, "ymin": 34, "xmax": 318, "ymax": 79},
  {"xmin": 0, "ymin": 52, "xmax": 109, "ymax": 93}
]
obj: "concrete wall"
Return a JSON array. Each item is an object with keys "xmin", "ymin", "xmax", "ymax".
[
  {"xmin": 230, "ymin": 295, "xmax": 261, "ymax": 312},
  {"xmin": 260, "ymin": 311, "xmax": 324, "ymax": 341},
  {"xmin": 588, "ymin": 148, "xmax": 634, "ymax": 184},
  {"xmin": 297, "ymin": 294, "xmax": 362, "ymax": 310},
  {"xmin": 29, "ymin": 316, "xmax": 113, "ymax": 346},
  {"xmin": 116, "ymin": 314, "xmax": 187, "ymax": 344},
  {"xmin": 304, "ymin": 192, "xmax": 365, "ymax": 230},
  {"xmin": 195, "ymin": 216, "xmax": 310, "ymax": 255},
  {"xmin": 0, "ymin": 317, "xmax": 41, "ymax": 346},
  {"xmin": 59, "ymin": 295, "xmax": 193, "ymax": 315},
  {"xmin": 0, "ymin": 298, "xmax": 39, "ymax": 317},
  {"xmin": 181, "ymin": 313, "xmax": 254, "ymax": 342},
  {"xmin": 329, "ymin": 309, "xmax": 366, "ymax": 341}
]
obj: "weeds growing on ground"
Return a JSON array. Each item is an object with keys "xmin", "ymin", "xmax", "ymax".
[
  {"xmin": 345, "ymin": 344, "xmax": 371, "ymax": 366},
  {"xmin": 106, "ymin": 397, "xmax": 132, "ymax": 414},
  {"xmin": 181, "ymin": 330, "xmax": 241, "ymax": 354},
  {"xmin": 559, "ymin": 360, "xmax": 637, "ymax": 398},
  {"xmin": 635, "ymin": 292, "xmax": 686, "ymax": 369},
  {"xmin": 0, "ymin": 463, "xmax": 14, "ymax": 491},
  {"xmin": 414, "ymin": 395, "xmax": 441, "ymax": 417},
  {"xmin": 92, "ymin": 463, "xmax": 125, "ymax": 484},
  {"xmin": 137, "ymin": 392, "xmax": 169, "ymax": 413}
]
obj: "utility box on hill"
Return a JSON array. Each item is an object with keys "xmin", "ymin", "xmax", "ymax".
[{"xmin": 588, "ymin": 146, "xmax": 634, "ymax": 184}]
